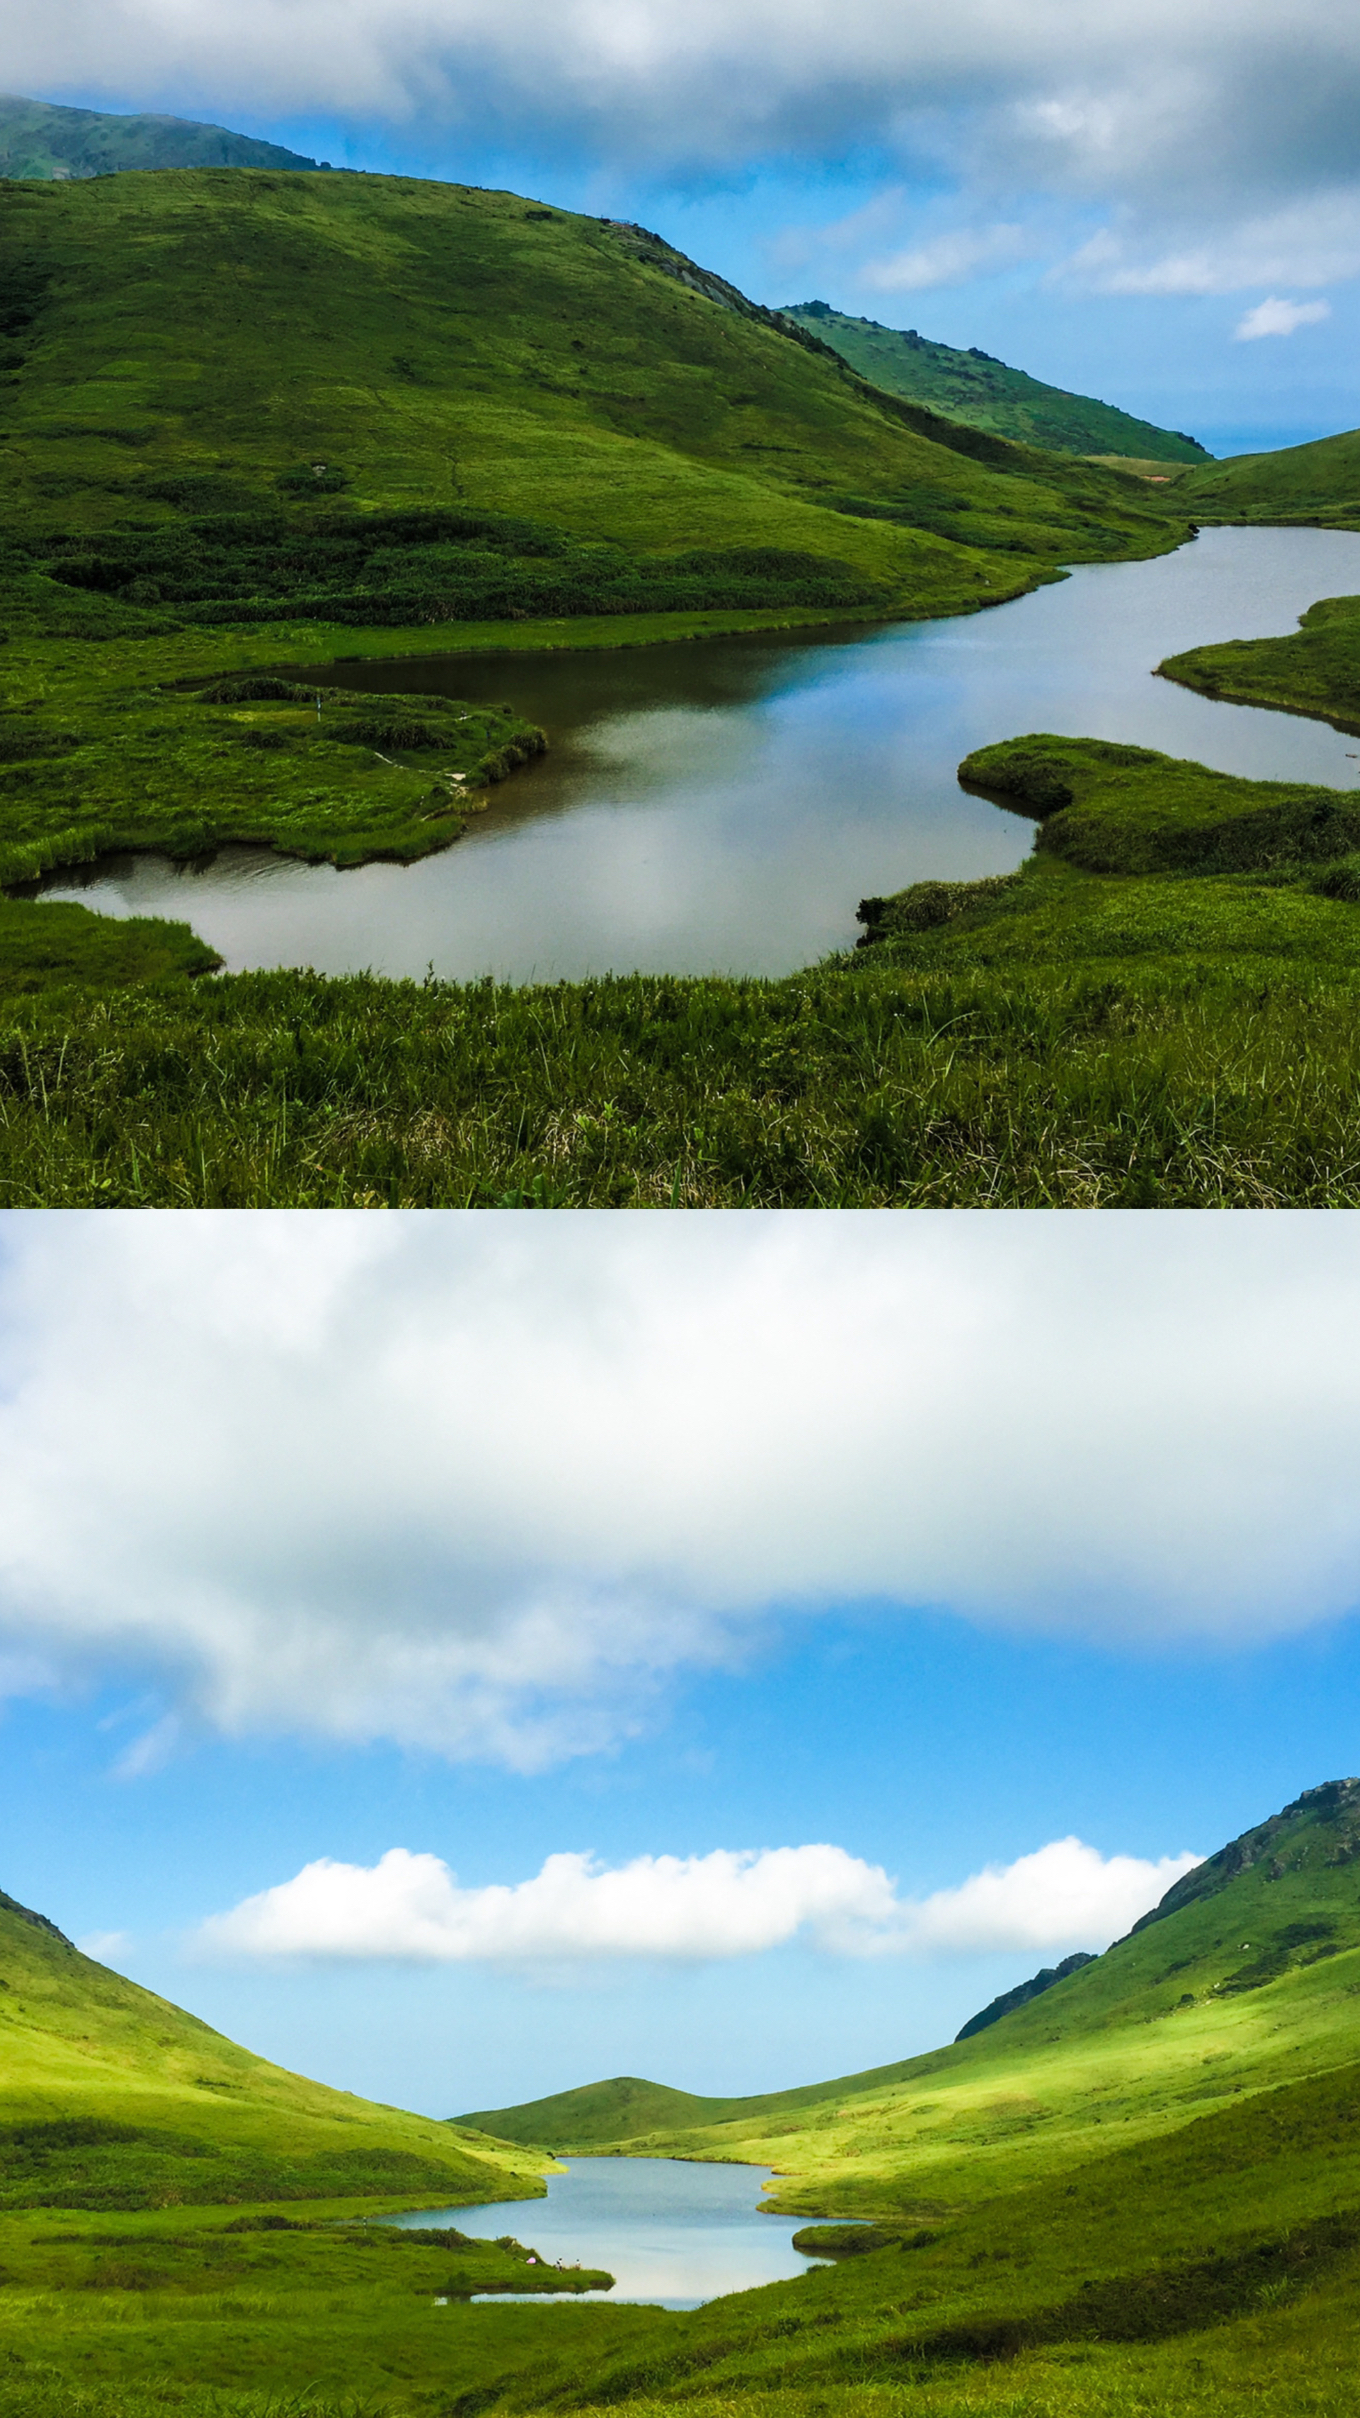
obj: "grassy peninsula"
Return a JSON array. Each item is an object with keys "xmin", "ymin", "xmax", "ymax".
[
  {"xmin": 1160, "ymin": 590, "xmax": 1360, "ymax": 734},
  {"xmin": 11, "ymin": 1783, "xmax": 1360, "ymax": 2418}
]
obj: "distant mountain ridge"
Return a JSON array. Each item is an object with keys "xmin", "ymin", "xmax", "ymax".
[
  {"xmin": 784, "ymin": 302, "xmax": 1211, "ymax": 466},
  {"xmin": 0, "ymin": 94, "xmax": 326, "ymax": 180}
]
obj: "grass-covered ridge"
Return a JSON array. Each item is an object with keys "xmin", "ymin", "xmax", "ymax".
[
  {"xmin": 0, "ymin": 1886, "xmax": 544, "ymax": 2210},
  {"xmin": 783, "ymin": 303, "xmax": 1210, "ymax": 465}
]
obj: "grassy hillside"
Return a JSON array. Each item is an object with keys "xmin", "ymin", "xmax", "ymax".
[
  {"xmin": 0, "ymin": 171, "xmax": 1182, "ymax": 599},
  {"xmin": 0, "ymin": 94, "xmax": 324, "ymax": 179},
  {"xmin": 784, "ymin": 303, "xmax": 1210, "ymax": 464},
  {"xmin": 954, "ymin": 1949, "xmax": 1096, "ymax": 2041},
  {"xmin": 460, "ymin": 2077, "xmax": 742, "ymax": 2149},
  {"xmin": 1179, "ymin": 425, "xmax": 1360, "ymax": 526},
  {"xmin": 0, "ymin": 1885, "xmax": 544, "ymax": 2210},
  {"xmin": 10, "ymin": 1788, "xmax": 1360, "ymax": 2418},
  {"xmin": 0, "ymin": 167, "xmax": 1187, "ymax": 897},
  {"xmin": 468, "ymin": 1781, "xmax": 1360, "ymax": 2217}
]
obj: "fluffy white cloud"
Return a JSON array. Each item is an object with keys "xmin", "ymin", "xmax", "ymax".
[
  {"xmin": 9, "ymin": 0, "xmax": 1360, "ymax": 264},
  {"xmin": 1235, "ymin": 295, "xmax": 1333, "ymax": 339},
  {"xmin": 899, "ymin": 1837, "xmax": 1200, "ymax": 1954},
  {"xmin": 6, "ymin": 1214, "xmax": 1360, "ymax": 1765},
  {"xmin": 196, "ymin": 1836, "xmax": 1198, "ymax": 1963}
]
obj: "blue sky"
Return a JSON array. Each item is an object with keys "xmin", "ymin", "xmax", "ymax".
[
  {"xmin": 11, "ymin": 0, "xmax": 1360, "ymax": 454},
  {"xmin": 4, "ymin": 1213, "xmax": 1360, "ymax": 2121}
]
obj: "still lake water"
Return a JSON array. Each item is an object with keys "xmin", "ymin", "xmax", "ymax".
[
  {"xmin": 382, "ymin": 2156, "xmax": 824, "ymax": 2310},
  {"xmin": 43, "ymin": 527, "xmax": 1360, "ymax": 982}
]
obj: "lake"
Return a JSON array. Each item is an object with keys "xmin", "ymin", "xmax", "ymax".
[
  {"xmin": 382, "ymin": 2155, "xmax": 827, "ymax": 2309},
  {"xmin": 42, "ymin": 526, "xmax": 1360, "ymax": 982}
]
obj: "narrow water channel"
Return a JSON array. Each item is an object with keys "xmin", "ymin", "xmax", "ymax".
[
  {"xmin": 383, "ymin": 2156, "xmax": 824, "ymax": 2309},
  {"xmin": 42, "ymin": 526, "xmax": 1360, "ymax": 982}
]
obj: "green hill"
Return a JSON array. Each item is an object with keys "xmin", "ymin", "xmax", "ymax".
[
  {"xmin": 0, "ymin": 169, "xmax": 1185, "ymax": 627},
  {"xmin": 473, "ymin": 1780, "xmax": 1360, "ymax": 2217},
  {"xmin": 1179, "ymin": 424, "xmax": 1360, "ymax": 526},
  {"xmin": 783, "ymin": 303, "xmax": 1211, "ymax": 464},
  {"xmin": 0, "ymin": 1882, "xmax": 544, "ymax": 2209},
  {"xmin": 0, "ymin": 168, "xmax": 1187, "ymax": 899},
  {"xmin": 0, "ymin": 93, "xmax": 325, "ymax": 179},
  {"xmin": 8, "ymin": 1790, "xmax": 1360, "ymax": 2418},
  {"xmin": 459, "ymin": 2076, "xmax": 738, "ymax": 2148}
]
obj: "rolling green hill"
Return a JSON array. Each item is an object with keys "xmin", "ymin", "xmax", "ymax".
[
  {"xmin": 471, "ymin": 1781, "xmax": 1360, "ymax": 2219},
  {"xmin": 0, "ymin": 93, "xmax": 325, "ymax": 179},
  {"xmin": 0, "ymin": 1882, "xmax": 544, "ymax": 2209},
  {"xmin": 10, "ymin": 1784, "xmax": 1360, "ymax": 2418},
  {"xmin": 0, "ymin": 165, "xmax": 1187, "ymax": 950},
  {"xmin": 783, "ymin": 303, "xmax": 1210, "ymax": 464},
  {"xmin": 1179, "ymin": 424, "xmax": 1360, "ymax": 525},
  {"xmin": 0, "ymin": 168, "xmax": 1185, "ymax": 628}
]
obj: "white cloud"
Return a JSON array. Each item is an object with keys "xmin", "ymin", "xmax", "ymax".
[
  {"xmin": 900, "ymin": 1837, "xmax": 1200, "ymax": 1954},
  {"xmin": 6, "ymin": 1213, "xmax": 1360, "ymax": 1765},
  {"xmin": 1235, "ymin": 294, "xmax": 1333, "ymax": 339},
  {"xmin": 196, "ymin": 1835, "xmax": 1198, "ymax": 1964},
  {"xmin": 1058, "ymin": 192, "xmax": 1360, "ymax": 296},
  {"xmin": 9, "ymin": 0, "xmax": 1360, "ymax": 262},
  {"xmin": 863, "ymin": 224, "xmax": 1031, "ymax": 293}
]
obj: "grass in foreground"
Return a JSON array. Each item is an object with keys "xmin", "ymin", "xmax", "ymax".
[
  {"xmin": 11, "ymin": 732, "xmax": 1360, "ymax": 1203},
  {"xmin": 5, "ymin": 947, "xmax": 1360, "ymax": 1205}
]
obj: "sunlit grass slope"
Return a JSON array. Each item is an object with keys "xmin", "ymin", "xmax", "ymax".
[
  {"xmin": 473, "ymin": 1782, "xmax": 1360, "ymax": 2218},
  {"xmin": 1179, "ymin": 425, "xmax": 1360, "ymax": 526},
  {"xmin": 8, "ymin": 1792, "xmax": 1360, "ymax": 2416},
  {"xmin": 0, "ymin": 1888, "xmax": 544, "ymax": 2209}
]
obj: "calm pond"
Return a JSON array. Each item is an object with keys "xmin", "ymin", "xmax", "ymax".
[
  {"xmin": 383, "ymin": 2155, "xmax": 824, "ymax": 2309},
  {"xmin": 44, "ymin": 526, "xmax": 1360, "ymax": 982}
]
